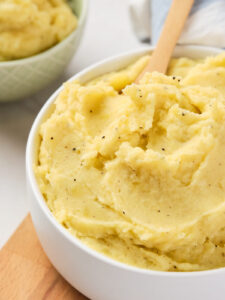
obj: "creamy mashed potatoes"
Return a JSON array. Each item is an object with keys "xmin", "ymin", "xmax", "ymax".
[
  {"xmin": 0, "ymin": 0, "xmax": 77, "ymax": 61},
  {"xmin": 35, "ymin": 53, "xmax": 225, "ymax": 272}
]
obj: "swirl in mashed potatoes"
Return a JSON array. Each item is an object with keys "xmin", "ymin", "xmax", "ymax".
[{"xmin": 35, "ymin": 53, "xmax": 225, "ymax": 272}]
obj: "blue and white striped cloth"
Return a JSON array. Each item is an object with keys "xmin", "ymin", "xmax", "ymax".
[{"xmin": 129, "ymin": 0, "xmax": 225, "ymax": 48}]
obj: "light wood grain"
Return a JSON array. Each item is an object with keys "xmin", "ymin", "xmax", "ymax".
[
  {"xmin": 136, "ymin": 0, "xmax": 194, "ymax": 82},
  {"xmin": 0, "ymin": 214, "xmax": 88, "ymax": 300}
]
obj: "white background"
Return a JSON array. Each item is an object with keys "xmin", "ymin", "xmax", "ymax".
[{"xmin": 0, "ymin": 0, "xmax": 145, "ymax": 248}]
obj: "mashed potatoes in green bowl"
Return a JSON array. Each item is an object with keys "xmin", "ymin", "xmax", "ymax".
[
  {"xmin": 0, "ymin": 0, "xmax": 87, "ymax": 102},
  {"xmin": 0, "ymin": 0, "xmax": 77, "ymax": 61}
]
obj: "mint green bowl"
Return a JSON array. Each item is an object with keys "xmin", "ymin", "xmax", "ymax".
[{"xmin": 0, "ymin": 0, "xmax": 88, "ymax": 102}]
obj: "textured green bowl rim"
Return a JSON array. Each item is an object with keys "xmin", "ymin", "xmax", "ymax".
[{"xmin": 0, "ymin": 0, "xmax": 88, "ymax": 66}]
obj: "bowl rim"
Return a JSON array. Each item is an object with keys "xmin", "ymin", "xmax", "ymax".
[
  {"xmin": 26, "ymin": 45, "xmax": 225, "ymax": 278},
  {"xmin": 0, "ymin": 0, "xmax": 88, "ymax": 66}
]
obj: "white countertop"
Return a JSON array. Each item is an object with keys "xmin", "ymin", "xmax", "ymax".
[{"xmin": 0, "ymin": 0, "xmax": 144, "ymax": 248}]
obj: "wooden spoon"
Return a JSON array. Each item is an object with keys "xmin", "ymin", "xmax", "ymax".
[{"xmin": 136, "ymin": 0, "xmax": 194, "ymax": 83}]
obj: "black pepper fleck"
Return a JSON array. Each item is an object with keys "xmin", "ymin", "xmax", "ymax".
[
  {"xmin": 72, "ymin": 148, "xmax": 76, "ymax": 151},
  {"xmin": 90, "ymin": 110, "xmax": 93, "ymax": 113},
  {"xmin": 172, "ymin": 76, "xmax": 176, "ymax": 80},
  {"xmin": 182, "ymin": 112, "xmax": 185, "ymax": 116},
  {"xmin": 122, "ymin": 211, "xmax": 125, "ymax": 215},
  {"xmin": 157, "ymin": 210, "xmax": 161, "ymax": 213},
  {"xmin": 162, "ymin": 148, "xmax": 165, "ymax": 151},
  {"xmin": 102, "ymin": 136, "xmax": 105, "ymax": 139},
  {"xmin": 50, "ymin": 137, "xmax": 54, "ymax": 140},
  {"xmin": 73, "ymin": 178, "xmax": 76, "ymax": 182}
]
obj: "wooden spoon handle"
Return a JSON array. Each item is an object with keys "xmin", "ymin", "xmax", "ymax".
[{"xmin": 136, "ymin": 0, "xmax": 194, "ymax": 82}]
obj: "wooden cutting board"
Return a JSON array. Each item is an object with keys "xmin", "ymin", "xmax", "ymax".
[{"xmin": 0, "ymin": 214, "xmax": 88, "ymax": 300}]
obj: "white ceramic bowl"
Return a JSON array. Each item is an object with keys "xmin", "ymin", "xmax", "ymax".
[
  {"xmin": 26, "ymin": 46, "xmax": 225, "ymax": 300},
  {"xmin": 0, "ymin": 0, "xmax": 88, "ymax": 102}
]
